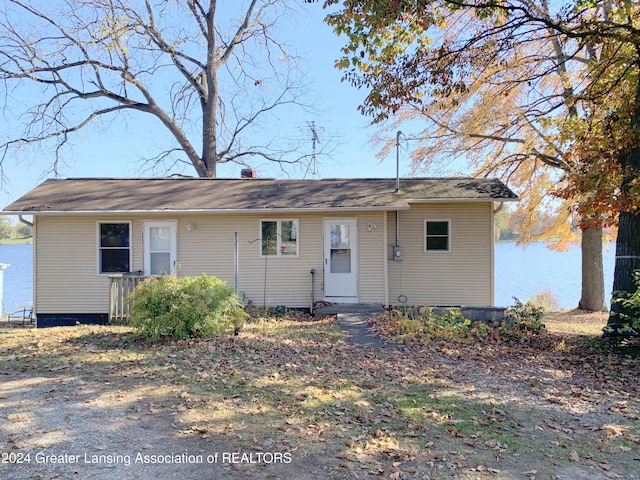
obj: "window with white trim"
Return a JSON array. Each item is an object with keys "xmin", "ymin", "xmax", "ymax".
[
  {"xmin": 260, "ymin": 219, "xmax": 298, "ymax": 257},
  {"xmin": 98, "ymin": 222, "xmax": 131, "ymax": 273},
  {"xmin": 425, "ymin": 220, "xmax": 450, "ymax": 252}
]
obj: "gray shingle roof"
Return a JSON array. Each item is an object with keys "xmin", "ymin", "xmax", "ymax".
[{"xmin": 3, "ymin": 177, "xmax": 518, "ymax": 213}]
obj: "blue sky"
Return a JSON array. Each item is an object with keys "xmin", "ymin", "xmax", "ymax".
[{"xmin": 0, "ymin": 3, "xmax": 436, "ymax": 208}]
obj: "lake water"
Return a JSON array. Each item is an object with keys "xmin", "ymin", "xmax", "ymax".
[
  {"xmin": 0, "ymin": 243, "xmax": 33, "ymax": 315},
  {"xmin": 494, "ymin": 242, "xmax": 615, "ymax": 309},
  {"xmin": 0, "ymin": 242, "xmax": 616, "ymax": 314}
]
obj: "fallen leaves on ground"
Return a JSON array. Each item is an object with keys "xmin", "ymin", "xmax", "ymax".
[{"xmin": 1, "ymin": 313, "xmax": 639, "ymax": 479}]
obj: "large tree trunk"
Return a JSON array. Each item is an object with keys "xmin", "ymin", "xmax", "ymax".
[
  {"xmin": 607, "ymin": 72, "xmax": 640, "ymax": 327},
  {"xmin": 608, "ymin": 211, "xmax": 640, "ymax": 325},
  {"xmin": 579, "ymin": 224, "xmax": 606, "ymax": 311}
]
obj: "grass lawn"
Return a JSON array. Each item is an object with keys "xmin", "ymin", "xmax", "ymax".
[
  {"xmin": 543, "ymin": 309, "xmax": 608, "ymax": 335},
  {"xmin": 1, "ymin": 310, "xmax": 638, "ymax": 479},
  {"xmin": 0, "ymin": 237, "xmax": 32, "ymax": 244}
]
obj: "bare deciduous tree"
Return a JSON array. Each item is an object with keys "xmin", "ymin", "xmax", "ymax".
[{"xmin": 0, "ymin": 0, "xmax": 318, "ymax": 179}]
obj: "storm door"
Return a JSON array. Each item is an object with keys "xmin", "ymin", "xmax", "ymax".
[
  {"xmin": 143, "ymin": 221, "xmax": 177, "ymax": 276},
  {"xmin": 324, "ymin": 218, "xmax": 357, "ymax": 301}
]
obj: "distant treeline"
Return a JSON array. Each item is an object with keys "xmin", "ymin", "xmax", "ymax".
[
  {"xmin": 495, "ymin": 206, "xmax": 617, "ymax": 244},
  {"xmin": 0, "ymin": 216, "xmax": 32, "ymax": 243}
]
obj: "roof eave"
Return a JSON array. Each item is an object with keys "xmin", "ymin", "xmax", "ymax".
[
  {"xmin": 1, "ymin": 205, "xmax": 412, "ymax": 215},
  {"xmin": 406, "ymin": 197, "xmax": 519, "ymax": 203}
]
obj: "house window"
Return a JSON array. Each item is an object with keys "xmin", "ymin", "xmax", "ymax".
[
  {"xmin": 260, "ymin": 219, "xmax": 298, "ymax": 257},
  {"xmin": 98, "ymin": 222, "xmax": 131, "ymax": 273},
  {"xmin": 425, "ymin": 220, "xmax": 450, "ymax": 252}
]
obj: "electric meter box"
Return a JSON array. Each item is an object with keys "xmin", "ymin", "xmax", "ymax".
[{"xmin": 393, "ymin": 245, "xmax": 403, "ymax": 261}]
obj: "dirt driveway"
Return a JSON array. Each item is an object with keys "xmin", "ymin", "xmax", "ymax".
[
  {"xmin": 1, "ymin": 369, "xmax": 345, "ymax": 480},
  {"xmin": 0, "ymin": 327, "xmax": 326, "ymax": 480},
  {"xmin": 1, "ymin": 371, "xmax": 313, "ymax": 480}
]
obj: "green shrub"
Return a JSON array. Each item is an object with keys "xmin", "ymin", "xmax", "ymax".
[
  {"xmin": 608, "ymin": 270, "xmax": 640, "ymax": 334},
  {"xmin": 246, "ymin": 305, "xmax": 290, "ymax": 320},
  {"xmin": 127, "ymin": 274, "xmax": 248, "ymax": 340},
  {"xmin": 502, "ymin": 298, "xmax": 547, "ymax": 335},
  {"xmin": 378, "ymin": 300, "xmax": 547, "ymax": 344},
  {"xmin": 384, "ymin": 305, "xmax": 485, "ymax": 344}
]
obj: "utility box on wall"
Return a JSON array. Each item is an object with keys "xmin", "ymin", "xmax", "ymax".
[{"xmin": 392, "ymin": 245, "xmax": 403, "ymax": 261}]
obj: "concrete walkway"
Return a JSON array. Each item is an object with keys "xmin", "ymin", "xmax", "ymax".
[{"xmin": 314, "ymin": 304, "xmax": 400, "ymax": 348}]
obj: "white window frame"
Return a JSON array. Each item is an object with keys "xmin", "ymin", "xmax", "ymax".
[
  {"xmin": 424, "ymin": 219, "xmax": 451, "ymax": 253},
  {"xmin": 97, "ymin": 220, "xmax": 132, "ymax": 275},
  {"xmin": 259, "ymin": 219, "xmax": 299, "ymax": 258}
]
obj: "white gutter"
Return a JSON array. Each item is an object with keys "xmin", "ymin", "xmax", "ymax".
[
  {"xmin": 2, "ymin": 205, "xmax": 413, "ymax": 215},
  {"xmin": 2, "ymin": 199, "xmax": 519, "ymax": 216},
  {"xmin": 406, "ymin": 197, "xmax": 519, "ymax": 203}
]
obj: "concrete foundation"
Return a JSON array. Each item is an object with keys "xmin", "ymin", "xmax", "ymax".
[{"xmin": 460, "ymin": 306, "xmax": 506, "ymax": 322}]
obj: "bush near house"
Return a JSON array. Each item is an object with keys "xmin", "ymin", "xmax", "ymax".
[
  {"xmin": 127, "ymin": 274, "xmax": 248, "ymax": 340},
  {"xmin": 371, "ymin": 300, "xmax": 547, "ymax": 345}
]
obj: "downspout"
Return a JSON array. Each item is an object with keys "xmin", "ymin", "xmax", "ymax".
[
  {"xmin": 491, "ymin": 203, "xmax": 500, "ymax": 307},
  {"xmin": 394, "ymin": 131, "xmax": 403, "ymax": 259},
  {"xmin": 19, "ymin": 215, "xmax": 33, "ymax": 227},
  {"xmin": 24, "ymin": 215, "xmax": 36, "ymax": 327},
  {"xmin": 395, "ymin": 131, "xmax": 402, "ymax": 193},
  {"xmin": 0, "ymin": 263, "xmax": 9, "ymax": 317},
  {"xmin": 395, "ymin": 130, "xmax": 401, "ymax": 247},
  {"xmin": 234, "ymin": 232, "xmax": 238, "ymax": 293},
  {"xmin": 310, "ymin": 269, "xmax": 315, "ymax": 314},
  {"xmin": 383, "ymin": 212, "xmax": 389, "ymax": 308}
]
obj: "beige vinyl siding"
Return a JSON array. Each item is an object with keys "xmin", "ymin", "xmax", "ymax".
[
  {"xmin": 177, "ymin": 213, "xmax": 324, "ymax": 308},
  {"xmin": 34, "ymin": 210, "xmax": 400, "ymax": 313},
  {"xmin": 387, "ymin": 203, "xmax": 494, "ymax": 306},
  {"xmin": 131, "ymin": 219, "xmax": 144, "ymax": 272},
  {"xmin": 356, "ymin": 213, "xmax": 386, "ymax": 304},
  {"xmin": 178, "ymin": 213, "xmax": 386, "ymax": 307},
  {"xmin": 35, "ymin": 216, "xmax": 112, "ymax": 313},
  {"xmin": 35, "ymin": 214, "xmax": 170, "ymax": 314},
  {"xmin": 34, "ymin": 213, "xmax": 324, "ymax": 313}
]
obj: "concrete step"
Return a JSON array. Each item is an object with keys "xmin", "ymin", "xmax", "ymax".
[
  {"xmin": 314, "ymin": 303, "xmax": 385, "ymax": 316},
  {"xmin": 314, "ymin": 304, "xmax": 398, "ymax": 348}
]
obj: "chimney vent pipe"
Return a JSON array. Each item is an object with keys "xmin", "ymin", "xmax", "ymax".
[{"xmin": 241, "ymin": 168, "xmax": 257, "ymax": 179}]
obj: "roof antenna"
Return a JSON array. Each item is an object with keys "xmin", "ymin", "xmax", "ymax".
[
  {"xmin": 395, "ymin": 131, "xmax": 403, "ymax": 192},
  {"xmin": 303, "ymin": 121, "xmax": 321, "ymax": 178}
]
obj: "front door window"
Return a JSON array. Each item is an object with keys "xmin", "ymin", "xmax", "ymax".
[
  {"xmin": 330, "ymin": 224, "xmax": 351, "ymax": 273},
  {"xmin": 144, "ymin": 221, "xmax": 177, "ymax": 276},
  {"xmin": 149, "ymin": 226, "xmax": 172, "ymax": 275}
]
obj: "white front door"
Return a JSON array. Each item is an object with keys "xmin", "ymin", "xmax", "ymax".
[
  {"xmin": 143, "ymin": 221, "xmax": 177, "ymax": 276},
  {"xmin": 324, "ymin": 218, "xmax": 358, "ymax": 301}
]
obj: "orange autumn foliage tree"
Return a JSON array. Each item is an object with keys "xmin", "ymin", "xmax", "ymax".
[
  {"xmin": 326, "ymin": 0, "xmax": 616, "ymax": 310},
  {"xmin": 322, "ymin": 0, "xmax": 640, "ymax": 326}
]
